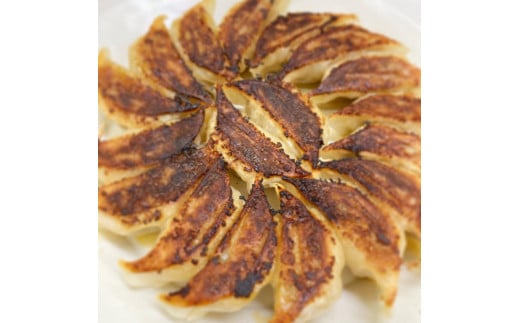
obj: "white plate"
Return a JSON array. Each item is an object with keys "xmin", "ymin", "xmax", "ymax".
[{"xmin": 98, "ymin": 1, "xmax": 421, "ymax": 322}]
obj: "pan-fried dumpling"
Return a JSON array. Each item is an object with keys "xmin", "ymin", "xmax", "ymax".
[
  {"xmin": 279, "ymin": 25, "xmax": 407, "ymax": 84},
  {"xmin": 159, "ymin": 180, "xmax": 277, "ymax": 320},
  {"xmin": 98, "ymin": 0, "xmax": 422, "ymax": 321},
  {"xmin": 171, "ymin": 0, "xmax": 235, "ymax": 87},
  {"xmin": 249, "ymin": 12, "xmax": 358, "ymax": 77},
  {"xmin": 310, "ymin": 56, "xmax": 421, "ymax": 104}
]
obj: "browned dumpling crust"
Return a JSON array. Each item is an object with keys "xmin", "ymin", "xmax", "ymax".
[
  {"xmin": 323, "ymin": 123, "xmax": 421, "ymax": 174},
  {"xmin": 321, "ymin": 158, "xmax": 421, "ymax": 238},
  {"xmin": 98, "ymin": 0, "xmax": 421, "ymax": 321},
  {"xmin": 129, "ymin": 16, "xmax": 211, "ymax": 102},
  {"xmin": 98, "ymin": 110, "xmax": 204, "ymax": 184},
  {"xmin": 212, "ymin": 87, "xmax": 308, "ymax": 180},
  {"xmin": 120, "ymin": 159, "xmax": 241, "ymax": 287},
  {"xmin": 250, "ymin": 12, "xmax": 358, "ymax": 76},
  {"xmin": 218, "ymin": 0, "xmax": 288, "ymax": 73},
  {"xmin": 171, "ymin": 0, "xmax": 235, "ymax": 85},
  {"xmin": 225, "ymin": 79, "xmax": 323, "ymax": 166},
  {"xmin": 279, "ymin": 24, "xmax": 407, "ymax": 83},
  {"xmin": 311, "ymin": 56, "xmax": 421, "ymax": 104},
  {"xmin": 98, "ymin": 50, "xmax": 200, "ymax": 128},
  {"xmin": 283, "ymin": 177, "xmax": 403, "ymax": 305},
  {"xmin": 271, "ymin": 189, "xmax": 344, "ymax": 323},
  {"xmin": 160, "ymin": 180, "xmax": 277, "ymax": 319},
  {"xmin": 98, "ymin": 147, "xmax": 219, "ymax": 235}
]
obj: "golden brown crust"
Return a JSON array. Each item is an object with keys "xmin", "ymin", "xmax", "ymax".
[
  {"xmin": 271, "ymin": 189, "xmax": 341, "ymax": 323},
  {"xmin": 250, "ymin": 12, "xmax": 357, "ymax": 68},
  {"xmin": 321, "ymin": 158, "xmax": 421, "ymax": 237},
  {"xmin": 121, "ymin": 159, "xmax": 235, "ymax": 273},
  {"xmin": 335, "ymin": 94, "xmax": 421, "ymax": 123},
  {"xmin": 213, "ymin": 88, "xmax": 308, "ymax": 178},
  {"xmin": 161, "ymin": 180, "xmax": 276, "ymax": 306},
  {"xmin": 229, "ymin": 80, "xmax": 322, "ymax": 165},
  {"xmin": 176, "ymin": 1, "xmax": 235, "ymax": 81},
  {"xmin": 98, "ymin": 110, "xmax": 204, "ymax": 170},
  {"xmin": 98, "ymin": 50, "xmax": 199, "ymax": 128},
  {"xmin": 98, "ymin": 147, "xmax": 218, "ymax": 226},
  {"xmin": 283, "ymin": 177, "xmax": 402, "ymax": 304},
  {"xmin": 218, "ymin": 0, "xmax": 285, "ymax": 72},
  {"xmin": 324, "ymin": 123, "xmax": 421, "ymax": 169},
  {"xmin": 280, "ymin": 24, "xmax": 404, "ymax": 81},
  {"xmin": 311, "ymin": 56, "xmax": 421, "ymax": 96},
  {"xmin": 130, "ymin": 16, "xmax": 211, "ymax": 102}
]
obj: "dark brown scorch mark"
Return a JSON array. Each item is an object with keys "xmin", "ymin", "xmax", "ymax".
[
  {"xmin": 230, "ymin": 80, "xmax": 322, "ymax": 165},
  {"xmin": 272, "ymin": 189, "xmax": 336, "ymax": 322},
  {"xmin": 215, "ymin": 88, "xmax": 308, "ymax": 178},
  {"xmin": 321, "ymin": 158, "xmax": 421, "ymax": 236},
  {"xmin": 312, "ymin": 56, "xmax": 421, "ymax": 95},
  {"xmin": 122, "ymin": 159, "xmax": 236, "ymax": 272},
  {"xmin": 98, "ymin": 110, "xmax": 204, "ymax": 169},
  {"xmin": 131, "ymin": 16, "xmax": 211, "ymax": 102},
  {"xmin": 162, "ymin": 180, "xmax": 276, "ymax": 305},
  {"xmin": 98, "ymin": 147, "xmax": 218, "ymax": 219}
]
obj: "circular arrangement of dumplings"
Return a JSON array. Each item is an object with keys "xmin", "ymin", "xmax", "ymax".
[{"xmin": 98, "ymin": 0, "xmax": 421, "ymax": 322}]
